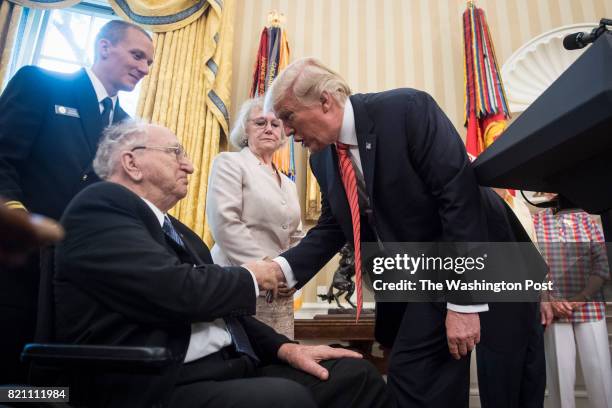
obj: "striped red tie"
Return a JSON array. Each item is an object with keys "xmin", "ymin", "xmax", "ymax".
[{"xmin": 336, "ymin": 142, "xmax": 362, "ymax": 321}]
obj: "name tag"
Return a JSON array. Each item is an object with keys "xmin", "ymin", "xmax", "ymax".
[{"xmin": 54, "ymin": 105, "xmax": 80, "ymax": 118}]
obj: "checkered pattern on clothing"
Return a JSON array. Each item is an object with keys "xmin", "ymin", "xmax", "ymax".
[{"xmin": 533, "ymin": 209, "xmax": 610, "ymax": 323}]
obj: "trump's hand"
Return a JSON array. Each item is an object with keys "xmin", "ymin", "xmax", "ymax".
[
  {"xmin": 262, "ymin": 257, "xmax": 287, "ymax": 283},
  {"xmin": 445, "ymin": 310, "xmax": 480, "ymax": 360},
  {"xmin": 243, "ymin": 260, "xmax": 278, "ymax": 298},
  {"xmin": 277, "ymin": 344, "xmax": 362, "ymax": 380}
]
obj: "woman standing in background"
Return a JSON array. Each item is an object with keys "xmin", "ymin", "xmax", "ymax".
[{"xmin": 206, "ymin": 97, "xmax": 302, "ymax": 338}]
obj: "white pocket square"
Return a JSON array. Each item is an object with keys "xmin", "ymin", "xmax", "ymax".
[{"xmin": 54, "ymin": 105, "xmax": 80, "ymax": 118}]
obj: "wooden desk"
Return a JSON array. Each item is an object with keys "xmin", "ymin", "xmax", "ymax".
[{"xmin": 295, "ymin": 314, "xmax": 389, "ymax": 373}]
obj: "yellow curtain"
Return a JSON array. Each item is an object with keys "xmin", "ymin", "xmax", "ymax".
[
  {"xmin": 135, "ymin": 0, "xmax": 234, "ymax": 246},
  {"xmin": 0, "ymin": 0, "xmax": 22, "ymax": 85}
]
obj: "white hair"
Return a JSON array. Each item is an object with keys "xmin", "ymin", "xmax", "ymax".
[
  {"xmin": 229, "ymin": 97, "xmax": 287, "ymax": 148},
  {"xmin": 93, "ymin": 120, "xmax": 150, "ymax": 179},
  {"xmin": 229, "ymin": 97, "xmax": 263, "ymax": 148}
]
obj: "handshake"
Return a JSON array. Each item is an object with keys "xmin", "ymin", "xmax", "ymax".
[{"xmin": 243, "ymin": 258, "xmax": 296, "ymax": 300}]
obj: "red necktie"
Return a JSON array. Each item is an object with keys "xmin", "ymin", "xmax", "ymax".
[{"xmin": 336, "ymin": 142, "xmax": 362, "ymax": 321}]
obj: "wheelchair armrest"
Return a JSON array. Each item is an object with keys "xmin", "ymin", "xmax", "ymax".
[{"xmin": 22, "ymin": 343, "xmax": 174, "ymax": 369}]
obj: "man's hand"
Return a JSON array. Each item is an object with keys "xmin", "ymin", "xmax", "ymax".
[
  {"xmin": 277, "ymin": 343, "xmax": 362, "ymax": 380},
  {"xmin": 445, "ymin": 310, "xmax": 480, "ymax": 360},
  {"xmin": 568, "ymin": 301, "xmax": 586, "ymax": 310},
  {"xmin": 243, "ymin": 260, "xmax": 278, "ymax": 297},
  {"xmin": 550, "ymin": 300, "xmax": 574, "ymax": 318},
  {"xmin": 278, "ymin": 283, "xmax": 297, "ymax": 298},
  {"xmin": 0, "ymin": 205, "xmax": 64, "ymax": 266},
  {"xmin": 540, "ymin": 302, "xmax": 554, "ymax": 328},
  {"xmin": 262, "ymin": 257, "xmax": 287, "ymax": 283}
]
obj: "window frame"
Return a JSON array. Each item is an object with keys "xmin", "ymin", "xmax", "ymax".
[
  {"xmin": 7, "ymin": 1, "xmax": 117, "ymax": 82},
  {"xmin": 5, "ymin": 1, "xmax": 145, "ymax": 116}
]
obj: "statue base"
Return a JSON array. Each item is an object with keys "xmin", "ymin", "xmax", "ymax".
[{"xmin": 328, "ymin": 308, "xmax": 375, "ymax": 315}]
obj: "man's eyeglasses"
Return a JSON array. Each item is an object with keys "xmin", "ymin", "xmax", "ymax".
[
  {"xmin": 250, "ymin": 118, "xmax": 281, "ymax": 129},
  {"xmin": 131, "ymin": 145, "xmax": 189, "ymax": 161}
]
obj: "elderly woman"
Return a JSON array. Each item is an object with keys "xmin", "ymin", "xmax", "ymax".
[{"xmin": 206, "ymin": 97, "xmax": 302, "ymax": 338}]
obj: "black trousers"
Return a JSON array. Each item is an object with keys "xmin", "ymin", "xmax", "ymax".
[
  {"xmin": 0, "ymin": 254, "xmax": 39, "ymax": 384},
  {"xmin": 169, "ymin": 348, "xmax": 392, "ymax": 408},
  {"xmin": 386, "ymin": 302, "xmax": 470, "ymax": 408},
  {"xmin": 477, "ymin": 302, "xmax": 546, "ymax": 408}
]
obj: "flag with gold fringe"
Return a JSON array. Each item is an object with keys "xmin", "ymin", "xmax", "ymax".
[
  {"xmin": 250, "ymin": 15, "xmax": 294, "ymax": 180},
  {"xmin": 463, "ymin": 1, "xmax": 514, "ymax": 202},
  {"xmin": 250, "ymin": 28, "xmax": 269, "ymax": 98},
  {"xmin": 462, "ymin": 0, "xmax": 510, "ymax": 161}
]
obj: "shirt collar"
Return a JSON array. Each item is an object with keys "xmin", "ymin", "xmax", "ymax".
[
  {"xmin": 140, "ymin": 197, "xmax": 165, "ymax": 227},
  {"xmin": 337, "ymin": 98, "xmax": 357, "ymax": 146},
  {"xmin": 85, "ymin": 67, "xmax": 118, "ymax": 108}
]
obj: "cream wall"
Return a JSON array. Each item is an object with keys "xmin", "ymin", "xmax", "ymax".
[
  {"xmin": 231, "ymin": 0, "xmax": 611, "ymax": 132},
  {"xmin": 229, "ymin": 0, "xmax": 612, "ymax": 305}
]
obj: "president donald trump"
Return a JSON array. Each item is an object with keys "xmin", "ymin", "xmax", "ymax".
[{"xmin": 264, "ymin": 57, "xmax": 545, "ymax": 408}]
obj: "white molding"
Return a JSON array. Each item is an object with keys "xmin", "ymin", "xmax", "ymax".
[{"xmin": 501, "ymin": 23, "xmax": 596, "ymax": 113}]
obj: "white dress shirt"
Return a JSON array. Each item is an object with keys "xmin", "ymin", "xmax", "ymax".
[
  {"xmin": 275, "ymin": 99, "xmax": 487, "ymax": 313},
  {"xmin": 84, "ymin": 67, "xmax": 118, "ymax": 123},
  {"xmin": 140, "ymin": 197, "xmax": 237, "ymax": 363}
]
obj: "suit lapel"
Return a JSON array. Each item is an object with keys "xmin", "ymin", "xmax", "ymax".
[
  {"xmin": 159, "ymin": 219, "xmax": 197, "ymax": 265},
  {"xmin": 325, "ymin": 145, "xmax": 341, "ymax": 197},
  {"xmin": 160, "ymin": 225, "xmax": 206, "ymax": 268},
  {"xmin": 350, "ymin": 95, "xmax": 377, "ymax": 200},
  {"xmin": 164, "ymin": 235, "xmax": 198, "ymax": 265},
  {"xmin": 73, "ymin": 69, "xmax": 105, "ymax": 154},
  {"xmin": 143, "ymin": 210, "xmax": 194, "ymax": 265},
  {"xmin": 167, "ymin": 216, "xmax": 213, "ymax": 265},
  {"xmin": 114, "ymin": 100, "xmax": 129, "ymax": 124}
]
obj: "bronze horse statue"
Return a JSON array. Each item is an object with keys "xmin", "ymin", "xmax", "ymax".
[{"xmin": 318, "ymin": 244, "xmax": 356, "ymax": 308}]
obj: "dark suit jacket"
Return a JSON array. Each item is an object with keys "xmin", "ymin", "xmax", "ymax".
[
  {"xmin": 478, "ymin": 187, "xmax": 545, "ymax": 351},
  {"xmin": 55, "ymin": 182, "xmax": 290, "ymax": 406},
  {"xmin": 0, "ymin": 66, "xmax": 128, "ymax": 221},
  {"xmin": 282, "ymin": 89, "xmax": 534, "ymax": 346}
]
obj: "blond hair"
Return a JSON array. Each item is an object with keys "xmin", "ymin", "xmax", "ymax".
[{"xmin": 265, "ymin": 57, "xmax": 351, "ymax": 114}]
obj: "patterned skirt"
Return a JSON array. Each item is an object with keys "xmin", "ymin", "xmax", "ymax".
[{"xmin": 254, "ymin": 295, "xmax": 294, "ymax": 339}]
